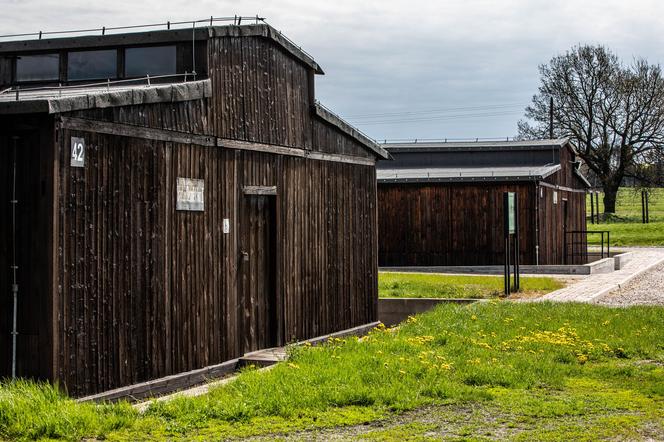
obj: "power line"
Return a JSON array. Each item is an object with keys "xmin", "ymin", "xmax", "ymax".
[
  {"xmin": 348, "ymin": 110, "xmax": 524, "ymax": 125},
  {"xmin": 341, "ymin": 103, "xmax": 527, "ymax": 120}
]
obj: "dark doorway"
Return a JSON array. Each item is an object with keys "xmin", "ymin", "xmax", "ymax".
[
  {"xmin": 239, "ymin": 193, "xmax": 279, "ymax": 354},
  {"xmin": 0, "ymin": 128, "xmax": 50, "ymax": 379},
  {"xmin": 562, "ymin": 199, "xmax": 569, "ymax": 264}
]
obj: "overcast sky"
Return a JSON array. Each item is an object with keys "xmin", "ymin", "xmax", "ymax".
[{"xmin": 3, "ymin": 0, "xmax": 664, "ymax": 141}]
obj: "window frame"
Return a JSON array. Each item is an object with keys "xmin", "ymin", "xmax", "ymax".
[
  {"xmin": 123, "ymin": 45, "xmax": 178, "ymax": 79},
  {"xmin": 66, "ymin": 48, "xmax": 120, "ymax": 82},
  {"xmin": 14, "ymin": 52, "xmax": 62, "ymax": 84}
]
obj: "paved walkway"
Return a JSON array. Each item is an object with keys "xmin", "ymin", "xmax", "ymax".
[{"xmin": 540, "ymin": 248, "xmax": 664, "ymax": 303}]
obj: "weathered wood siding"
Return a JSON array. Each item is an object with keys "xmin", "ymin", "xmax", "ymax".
[
  {"xmin": 537, "ymin": 186, "xmax": 587, "ymax": 265},
  {"xmin": 378, "ymin": 183, "xmax": 536, "ymax": 266},
  {"xmin": 1, "ymin": 27, "xmax": 380, "ymax": 396},
  {"xmin": 52, "ymin": 125, "xmax": 377, "ymax": 396}
]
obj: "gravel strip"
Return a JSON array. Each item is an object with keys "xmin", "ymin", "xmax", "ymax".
[{"xmin": 595, "ymin": 261, "xmax": 664, "ymax": 306}]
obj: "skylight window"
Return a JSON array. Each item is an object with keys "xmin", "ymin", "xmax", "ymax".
[
  {"xmin": 125, "ymin": 46, "xmax": 176, "ymax": 78},
  {"xmin": 16, "ymin": 54, "xmax": 59, "ymax": 82},
  {"xmin": 68, "ymin": 49, "xmax": 117, "ymax": 81}
]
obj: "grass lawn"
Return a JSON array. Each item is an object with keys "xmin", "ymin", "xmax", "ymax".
[
  {"xmin": 378, "ymin": 272, "xmax": 564, "ymax": 299},
  {"xmin": 587, "ymin": 221, "xmax": 664, "ymax": 247},
  {"xmin": 2, "ymin": 302, "xmax": 663, "ymax": 441},
  {"xmin": 587, "ymin": 188, "xmax": 664, "ymax": 246}
]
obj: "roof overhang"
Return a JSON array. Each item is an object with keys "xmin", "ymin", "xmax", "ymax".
[
  {"xmin": 0, "ymin": 79, "xmax": 211, "ymax": 114},
  {"xmin": 208, "ymin": 25, "xmax": 323, "ymax": 74},
  {"xmin": 574, "ymin": 167, "xmax": 592, "ymax": 188},
  {"xmin": 377, "ymin": 164, "xmax": 561, "ymax": 184},
  {"xmin": 382, "ymin": 138, "xmax": 571, "ymax": 153},
  {"xmin": 314, "ymin": 102, "xmax": 391, "ymax": 160}
]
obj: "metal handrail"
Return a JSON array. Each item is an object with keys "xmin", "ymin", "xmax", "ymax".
[
  {"xmin": 0, "ymin": 16, "xmax": 316, "ymax": 74},
  {"xmin": 380, "ymin": 137, "xmax": 515, "ymax": 144},
  {"xmin": 0, "ymin": 16, "xmax": 266, "ymax": 40},
  {"xmin": 2, "ymin": 73, "xmax": 196, "ymax": 93},
  {"xmin": 1, "ymin": 73, "xmax": 202, "ymax": 101},
  {"xmin": 315, "ymin": 100, "xmax": 379, "ymax": 145},
  {"xmin": 564, "ymin": 230, "xmax": 610, "ymax": 264}
]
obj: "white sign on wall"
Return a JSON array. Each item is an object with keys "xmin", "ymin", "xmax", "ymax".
[
  {"xmin": 176, "ymin": 178, "xmax": 205, "ymax": 211},
  {"xmin": 70, "ymin": 137, "xmax": 85, "ymax": 167}
]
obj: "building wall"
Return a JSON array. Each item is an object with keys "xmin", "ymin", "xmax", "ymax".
[
  {"xmin": 53, "ymin": 127, "xmax": 377, "ymax": 396},
  {"xmin": 378, "ymin": 182, "xmax": 536, "ymax": 266},
  {"xmin": 536, "ymin": 185, "xmax": 587, "ymax": 265},
  {"xmin": 45, "ymin": 34, "xmax": 379, "ymax": 395}
]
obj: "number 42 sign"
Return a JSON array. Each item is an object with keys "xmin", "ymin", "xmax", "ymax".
[{"xmin": 70, "ymin": 137, "xmax": 85, "ymax": 167}]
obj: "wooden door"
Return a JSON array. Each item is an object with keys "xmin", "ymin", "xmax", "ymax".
[{"xmin": 239, "ymin": 195, "xmax": 278, "ymax": 353}]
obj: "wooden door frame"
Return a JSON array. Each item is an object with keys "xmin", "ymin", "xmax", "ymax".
[{"xmin": 238, "ymin": 189, "xmax": 282, "ymax": 353}]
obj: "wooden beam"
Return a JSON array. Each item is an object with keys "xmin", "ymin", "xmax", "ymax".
[
  {"xmin": 538, "ymin": 181, "xmax": 587, "ymax": 194},
  {"xmin": 217, "ymin": 138, "xmax": 375, "ymax": 166},
  {"xmin": 243, "ymin": 185, "xmax": 277, "ymax": 195},
  {"xmin": 60, "ymin": 117, "xmax": 217, "ymax": 146},
  {"xmin": 59, "ymin": 118, "xmax": 375, "ymax": 166}
]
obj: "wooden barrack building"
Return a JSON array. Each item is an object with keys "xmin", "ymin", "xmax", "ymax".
[
  {"xmin": 377, "ymin": 139, "xmax": 590, "ymax": 267},
  {"xmin": 0, "ymin": 22, "xmax": 389, "ymax": 396}
]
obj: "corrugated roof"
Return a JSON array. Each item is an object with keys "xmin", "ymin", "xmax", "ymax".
[
  {"xmin": 0, "ymin": 80, "xmax": 211, "ymax": 114},
  {"xmin": 377, "ymin": 164, "xmax": 561, "ymax": 183},
  {"xmin": 383, "ymin": 138, "xmax": 570, "ymax": 152}
]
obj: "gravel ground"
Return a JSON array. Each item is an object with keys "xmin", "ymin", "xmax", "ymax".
[{"xmin": 595, "ymin": 261, "xmax": 664, "ymax": 306}]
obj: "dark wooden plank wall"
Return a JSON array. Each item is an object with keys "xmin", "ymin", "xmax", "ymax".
[
  {"xmin": 378, "ymin": 183, "xmax": 536, "ymax": 266},
  {"xmin": 54, "ymin": 128, "xmax": 377, "ymax": 396},
  {"xmin": 66, "ymin": 99, "xmax": 211, "ymax": 136},
  {"xmin": 537, "ymin": 185, "xmax": 587, "ymax": 265},
  {"xmin": 0, "ymin": 116, "xmax": 54, "ymax": 380},
  {"xmin": 207, "ymin": 35, "xmax": 372, "ymax": 159},
  {"xmin": 539, "ymin": 145, "xmax": 588, "ymax": 264}
]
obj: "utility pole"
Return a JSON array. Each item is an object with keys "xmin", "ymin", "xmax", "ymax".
[{"xmin": 549, "ymin": 97, "xmax": 554, "ymax": 139}]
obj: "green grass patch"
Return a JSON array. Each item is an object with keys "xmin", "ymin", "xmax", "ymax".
[
  {"xmin": 2, "ymin": 302, "xmax": 663, "ymax": 440},
  {"xmin": 586, "ymin": 187, "xmax": 664, "ymax": 246},
  {"xmin": 378, "ymin": 272, "xmax": 564, "ymax": 299},
  {"xmin": 587, "ymin": 221, "xmax": 664, "ymax": 247},
  {"xmin": 0, "ymin": 379, "xmax": 135, "ymax": 441}
]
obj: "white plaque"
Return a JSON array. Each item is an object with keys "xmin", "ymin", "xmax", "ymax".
[
  {"xmin": 223, "ymin": 218, "xmax": 230, "ymax": 234},
  {"xmin": 70, "ymin": 137, "xmax": 85, "ymax": 168},
  {"xmin": 176, "ymin": 178, "xmax": 204, "ymax": 211}
]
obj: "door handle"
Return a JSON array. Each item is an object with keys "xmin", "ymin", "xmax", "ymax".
[{"xmin": 240, "ymin": 250, "xmax": 249, "ymax": 262}]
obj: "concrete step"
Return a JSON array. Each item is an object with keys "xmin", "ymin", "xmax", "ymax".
[{"xmin": 238, "ymin": 347, "xmax": 288, "ymax": 367}]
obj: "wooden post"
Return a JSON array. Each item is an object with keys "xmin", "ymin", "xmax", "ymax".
[
  {"xmin": 595, "ymin": 191, "xmax": 600, "ymax": 224},
  {"xmin": 642, "ymin": 190, "xmax": 646, "ymax": 224},
  {"xmin": 590, "ymin": 192, "xmax": 595, "ymax": 224},
  {"xmin": 549, "ymin": 97, "xmax": 554, "ymax": 139},
  {"xmin": 514, "ymin": 195, "xmax": 520, "ymax": 291},
  {"xmin": 646, "ymin": 191, "xmax": 650, "ymax": 223},
  {"xmin": 503, "ymin": 192, "xmax": 510, "ymax": 296}
]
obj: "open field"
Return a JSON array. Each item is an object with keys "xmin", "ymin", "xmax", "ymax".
[
  {"xmin": 587, "ymin": 188, "xmax": 664, "ymax": 246},
  {"xmin": 378, "ymin": 272, "xmax": 564, "ymax": 299},
  {"xmin": 586, "ymin": 188, "xmax": 664, "ymax": 223},
  {"xmin": 1, "ymin": 302, "xmax": 662, "ymax": 441}
]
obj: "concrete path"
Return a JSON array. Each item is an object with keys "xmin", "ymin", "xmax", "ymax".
[{"xmin": 539, "ymin": 248, "xmax": 664, "ymax": 303}]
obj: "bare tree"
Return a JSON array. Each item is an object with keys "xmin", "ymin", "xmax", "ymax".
[{"xmin": 518, "ymin": 45, "xmax": 664, "ymax": 213}]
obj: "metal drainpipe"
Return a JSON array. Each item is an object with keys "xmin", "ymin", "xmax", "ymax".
[
  {"xmin": 10, "ymin": 136, "xmax": 19, "ymax": 378},
  {"xmin": 535, "ymin": 183, "xmax": 540, "ymax": 266}
]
